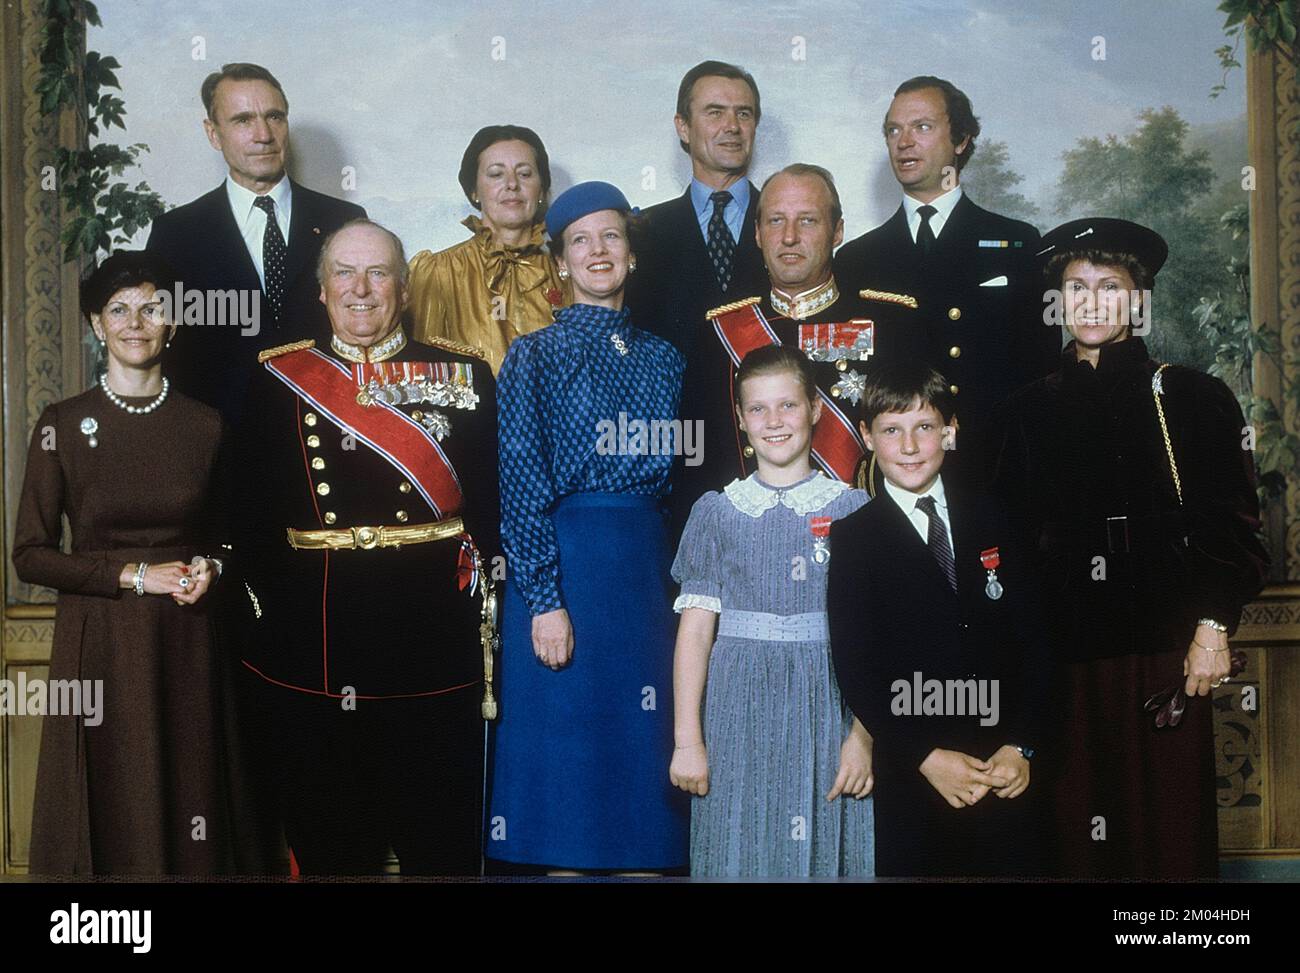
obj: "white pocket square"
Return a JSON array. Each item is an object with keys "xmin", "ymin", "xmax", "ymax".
[{"xmin": 979, "ymin": 275, "xmax": 1008, "ymax": 287}]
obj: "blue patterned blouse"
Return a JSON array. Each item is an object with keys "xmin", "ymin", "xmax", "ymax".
[{"xmin": 498, "ymin": 303, "xmax": 686, "ymax": 616}]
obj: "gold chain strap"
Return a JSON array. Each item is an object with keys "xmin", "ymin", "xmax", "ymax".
[{"xmin": 1152, "ymin": 364, "xmax": 1183, "ymax": 505}]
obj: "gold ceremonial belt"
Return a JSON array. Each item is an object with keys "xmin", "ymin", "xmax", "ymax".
[{"xmin": 286, "ymin": 517, "xmax": 464, "ymax": 551}]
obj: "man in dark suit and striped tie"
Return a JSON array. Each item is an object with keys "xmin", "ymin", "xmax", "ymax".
[
  {"xmin": 146, "ymin": 62, "xmax": 365, "ymax": 424},
  {"xmin": 827, "ymin": 361, "xmax": 1053, "ymax": 877}
]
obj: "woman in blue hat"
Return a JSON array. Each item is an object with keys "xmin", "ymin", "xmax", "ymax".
[{"xmin": 488, "ymin": 182, "xmax": 689, "ymax": 872}]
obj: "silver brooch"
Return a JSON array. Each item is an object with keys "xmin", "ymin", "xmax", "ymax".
[
  {"xmin": 610, "ymin": 333, "xmax": 629, "ymax": 357},
  {"xmin": 79, "ymin": 416, "xmax": 99, "ymax": 448}
]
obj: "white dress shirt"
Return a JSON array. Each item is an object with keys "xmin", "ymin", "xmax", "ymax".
[
  {"xmin": 902, "ymin": 185, "xmax": 963, "ymax": 243},
  {"xmin": 223, "ymin": 175, "xmax": 292, "ymax": 288},
  {"xmin": 883, "ymin": 473, "xmax": 954, "ymax": 555}
]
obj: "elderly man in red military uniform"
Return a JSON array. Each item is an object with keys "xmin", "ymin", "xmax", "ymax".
[{"xmin": 235, "ymin": 218, "xmax": 499, "ymax": 875}]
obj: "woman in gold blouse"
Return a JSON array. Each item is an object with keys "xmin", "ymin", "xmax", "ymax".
[{"xmin": 408, "ymin": 125, "xmax": 569, "ymax": 374}]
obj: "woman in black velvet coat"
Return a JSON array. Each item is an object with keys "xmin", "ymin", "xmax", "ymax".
[{"xmin": 989, "ymin": 218, "xmax": 1268, "ymax": 879}]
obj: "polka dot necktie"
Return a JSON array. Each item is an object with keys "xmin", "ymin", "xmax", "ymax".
[
  {"xmin": 916, "ymin": 203, "xmax": 938, "ymax": 259},
  {"xmin": 253, "ymin": 195, "xmax": 287, "ymax": 322},
  {"xmin": 705, "ymin": 190, "xmax": 735, "ymax": 293},
  {"xmin": 916, "ymin": 494, "xmax": 957, "ymax": 592}
]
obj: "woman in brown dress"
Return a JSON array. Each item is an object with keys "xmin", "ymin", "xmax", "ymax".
[
  {"xmin": 13, "ymin": 251, "xmax": 248, "ymax": 874},
  {"xmin": 990, "ymin": 219, "xmax": 1269, "ymax": 878}
]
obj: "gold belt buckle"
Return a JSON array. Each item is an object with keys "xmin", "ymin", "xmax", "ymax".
[{"xmin": 353, "ymin": 526, "xmax": 381, "ymax": 550}]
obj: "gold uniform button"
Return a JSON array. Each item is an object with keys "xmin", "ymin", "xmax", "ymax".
[
  {"xmin": 306, "ymin": 434, "xmax": 321, "ymax": 448},
  {"xmin": 835, "ymin": 359, "xmax": 848, "ymax": 372},
  {"xmin": 399, "ymin": 481, "xmax": 412, "ymax": 494},
  {"xmin": 395, "ymin": 510, "xmax": 409, "ymax": 523},
  {"xmin": 949, "ymin": 384, "xmax": 960, "ymax": 395},
  {"xmin": 303, "ymin": 412, "xmax": 318, "ymax": 427},
  {"xmin": 323, "ymin": 512, "xmax": 337, "ymax": 525},
  {"xmin": 311, "ymin": 457, "xmax": 326, "ymax": 470},
  {"xmin": 411, "ymin": 411, "xmax": 424, "ymax": 421},
  {"xmin": 948, "ymin": 307, "xmax": 961, "ymax": 321},
  {"xmin": 949, "ymin": 346, "xmax": 961, "ymax": 359},
  {"xmin": 316, "ymin": 482, "xmax": 330, "ymax": 496},
  {"xmin": 830, "ymin": 387, "xmax": 841, "ymax": 397}
]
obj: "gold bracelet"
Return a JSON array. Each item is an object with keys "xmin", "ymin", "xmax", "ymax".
[{"xmin": 1193, "ymin": 638, "xmax": 1229, "ymax": 653}]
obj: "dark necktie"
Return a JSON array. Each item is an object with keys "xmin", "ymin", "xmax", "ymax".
[
  {"xmin": 916, "ymin": 494, "xmax": 957, "ymax": 591},
  {"xmin": 916, "ymin": 203, "xmax": 938, "ymax": 258},
  {"xmin": 706, "ymin": 190, "xmax": 735, "ymax": 293},
  {"xmin": 253, "ymin": 195, "xmax": 288, "ymax": 322}
]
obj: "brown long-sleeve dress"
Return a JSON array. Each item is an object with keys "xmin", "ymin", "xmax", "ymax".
[{"xmin": 13, "ymin": 385, "xmax": 251, "ymax": 875}]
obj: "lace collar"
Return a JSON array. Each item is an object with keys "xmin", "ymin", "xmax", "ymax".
[
  {"xmin": 770, "ymin": 276, "xmax": 839, "ymax": 320},
  {"xmin": 330, "ymin": 326, "xmax": 407, "ymax": 363},
  {"xmin": 723, "ymin": 471, "xmax": 847, "ymax": 518}
]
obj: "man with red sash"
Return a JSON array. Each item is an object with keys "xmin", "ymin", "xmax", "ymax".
[
  {"xmin": 234, "ymin": 219, "xmax": 499, "ymax": 875},
  {"xmin": 683, "ymin": 163, "xmax": 920, "ymax": 512}
]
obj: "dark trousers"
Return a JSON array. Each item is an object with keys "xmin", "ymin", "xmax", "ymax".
[{"xmin": 263, "ymin": 681, "xmax": 485, "ymax": 876}]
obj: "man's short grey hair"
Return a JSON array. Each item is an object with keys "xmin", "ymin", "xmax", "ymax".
[{"xmin": 315, "ymin": 218, "xmax": 409, "ymax": 286}]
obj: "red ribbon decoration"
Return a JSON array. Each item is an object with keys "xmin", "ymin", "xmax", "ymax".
[
  {"xmin": 980, "ymin": 546, "xmax": 1001, "ymax": 571},
  {"xmin": 264, "ymin": 347, "xmax": 465, "ymax": 518}
]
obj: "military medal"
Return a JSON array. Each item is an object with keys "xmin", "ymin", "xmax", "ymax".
[
  {"xmin": 798, "ymin": 320, "xmax": 874, "ymax": 364},
  {"xmin": 980, "ymin": 546, "xmax": 1004, "ymax": 600},
  {"xmin": 353, "ymin": 361, "xmax": 478, "ymax": 411},
  {"xmin": 830, "ymin": 368, "xmax": 867, "ymax": 405},
  {"xmin": 411, "ymin": 409, "xmax": 452, "ymax": 442},
  {"xmin": 79, "ymin": 416, "xmax": 99, "ymax": 448},
  {"xmin": 810, "ymin": 516, "xmax": 832, "ymax": 564}
]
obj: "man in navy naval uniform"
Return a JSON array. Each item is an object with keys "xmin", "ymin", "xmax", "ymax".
[
  {"xmin": 833, "ymin": 76, "xmax": 1057, "ymax": 481},
  {"xmin": 146, "ymin": 62, "xmax": 365, "ymax": 423},
  {"xmin": 235, "ymin": 219, "xmax": 499, "ymax": 875}
]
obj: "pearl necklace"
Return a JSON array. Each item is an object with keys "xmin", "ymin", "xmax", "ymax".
[{"xmin": 99, "ymin": 374, "xmax": 169, "ymax": 414}]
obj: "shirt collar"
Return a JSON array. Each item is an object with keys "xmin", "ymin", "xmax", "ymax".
[
  {"xmin": 690, "ymin": 177, "xmax": 750, "ymax": 219},
  {"xmin": 882, "ymin": 471, "xmax": 948, "ymax": 516},
  {"xmin": 902, "ymin": 184, "xmax": 962, "ymax": 239},
  {"xmin": 225, "ymin": 174, "xmax": 292, "ymax": 228},
  {"xmin": 770, "ymin": 275, "xmax": 839, "ymax": 320}
]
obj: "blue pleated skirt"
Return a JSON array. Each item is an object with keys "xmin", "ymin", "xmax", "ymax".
[{"xmin": 487, "ymin": 493, "xmax": 689, "ymax": 869}]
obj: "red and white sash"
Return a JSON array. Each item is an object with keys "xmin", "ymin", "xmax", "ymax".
[
  {"xmin": 264, "ymin": 348, "xmax": 464, "ymax": 517},
  {"xmin": 712, "ymin": 303, "xmax": 866, "ymax": 483}
]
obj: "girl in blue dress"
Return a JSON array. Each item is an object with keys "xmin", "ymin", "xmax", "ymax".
[
  {"xmin": 669, "ymin": 345, "xmax": 875, "ymax": 876},
  {"xmin": 488, "ymin": 182, "xmax": 689, "ymax": 872}
]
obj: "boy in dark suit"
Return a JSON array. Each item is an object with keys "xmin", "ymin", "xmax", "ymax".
[{"xmin": 827, "ymin": 360, "xmax": 1052, "ymax": 877}]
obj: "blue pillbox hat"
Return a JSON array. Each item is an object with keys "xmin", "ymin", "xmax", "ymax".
[{"xmin": 545, "ymin": 181, "xmax": 636, "ymax": 240}]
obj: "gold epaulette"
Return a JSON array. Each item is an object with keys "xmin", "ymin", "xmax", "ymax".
[
  {"xmin": 705, "ymin": 296, "xmax": 762, "ymax": 320},
  {"xmin": 257, "ymin": 339, "xmax": 315, "ymax": 363},
  {"xmin": 859, "ymin": 288, "xmax": 919, "ymax": 309},
  {"xmin": 420, "ymin": 334, "xmax": 489, "ymax": 363}
]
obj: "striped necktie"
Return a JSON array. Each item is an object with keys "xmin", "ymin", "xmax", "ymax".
[{"xmin": 916, "ymin": 494, "xmax": 957, "ymax": 591}]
